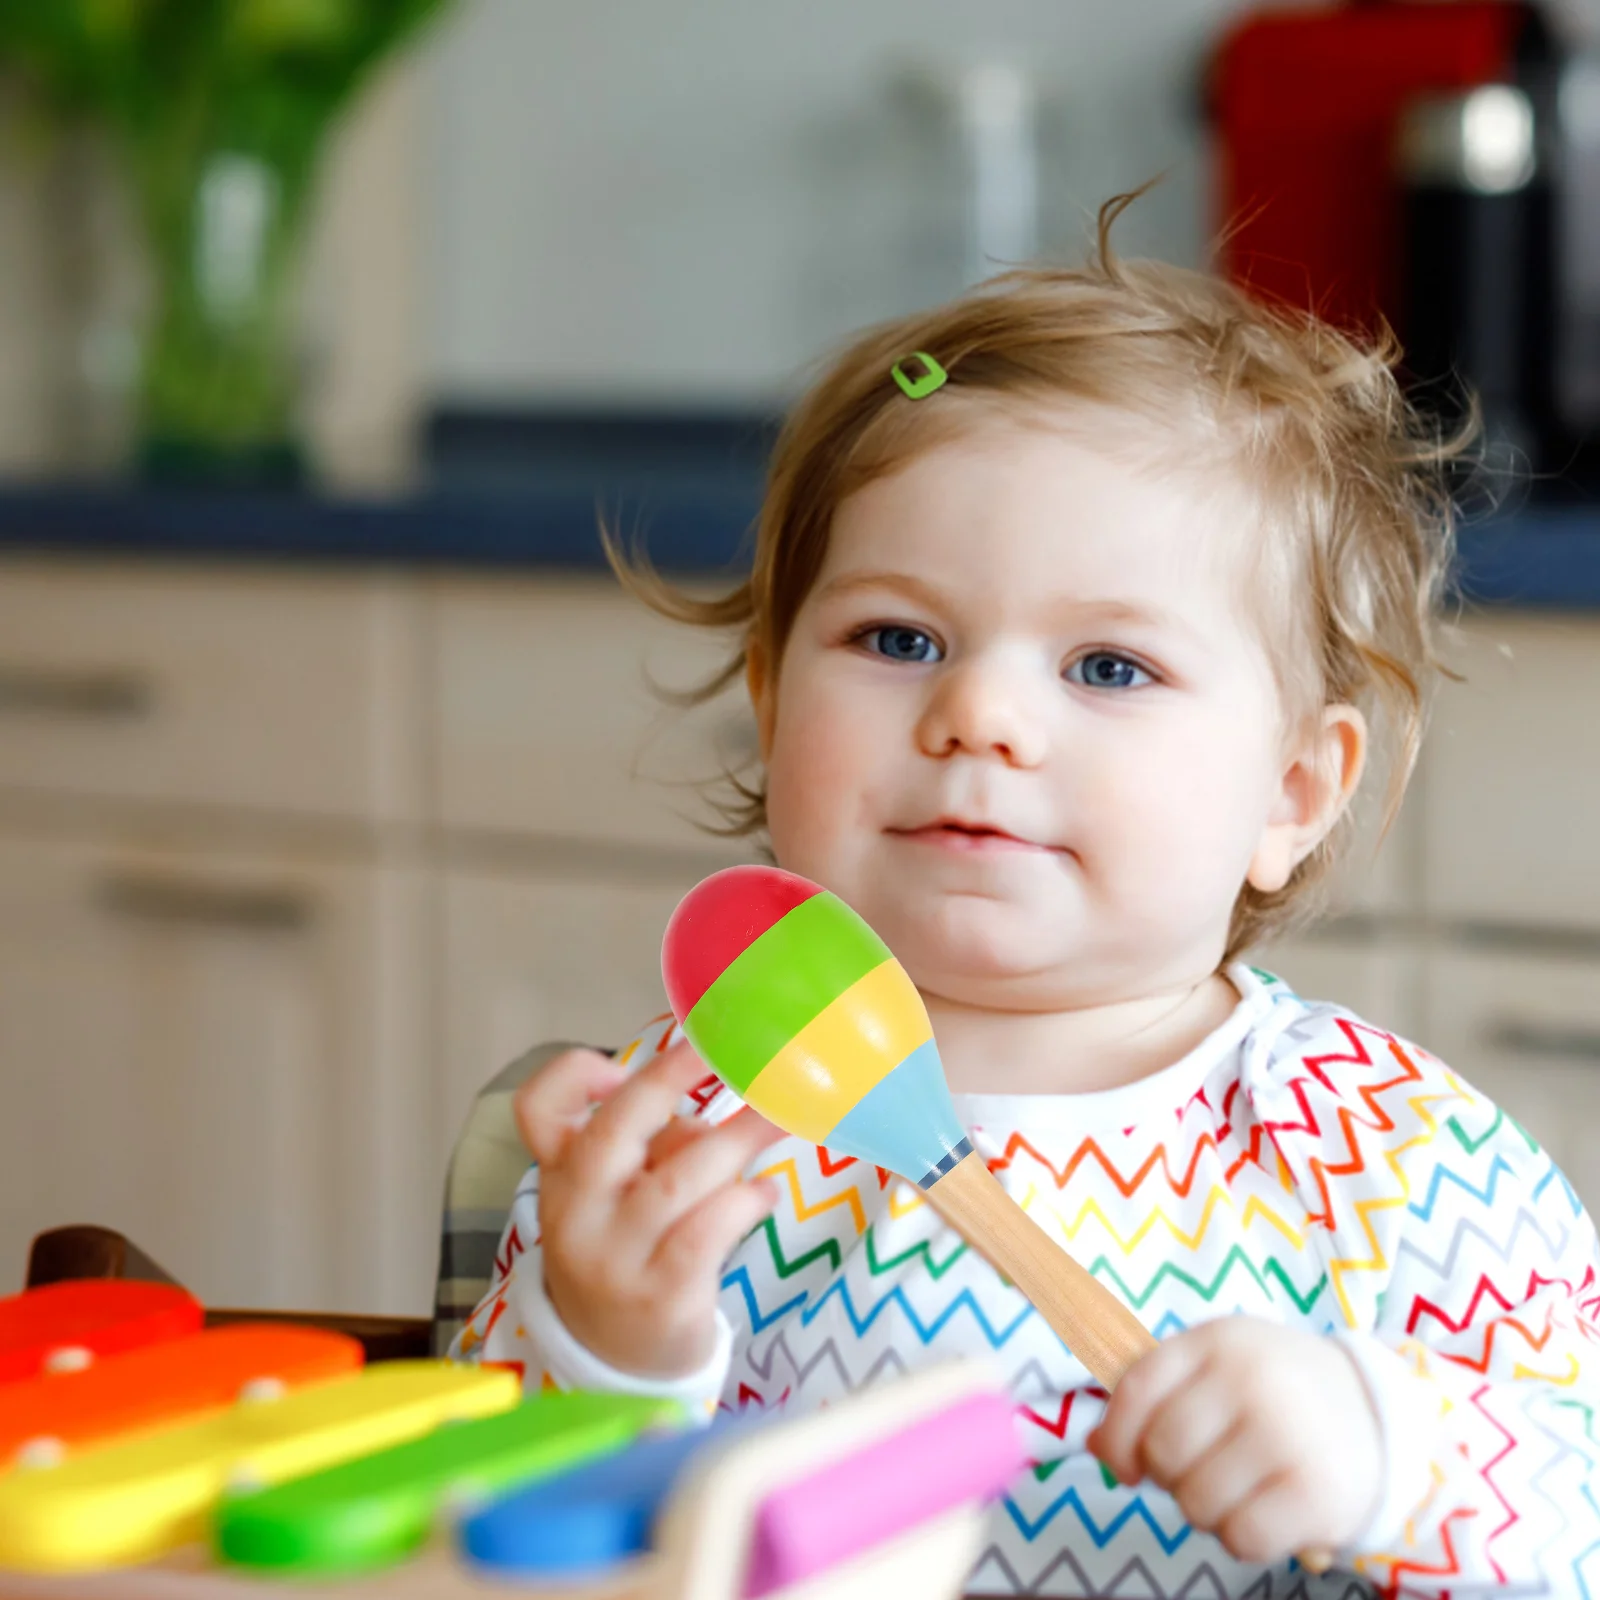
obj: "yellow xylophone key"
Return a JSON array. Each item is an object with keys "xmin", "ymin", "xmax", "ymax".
[{"xmin": 0, "ymin": 1360, "xmax": 518, "ymax": 1574}]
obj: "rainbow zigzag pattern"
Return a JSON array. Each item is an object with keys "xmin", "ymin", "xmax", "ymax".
[{"xmin": 457, "ymin": 967, "xmax": 1600, "ymax": 1598}]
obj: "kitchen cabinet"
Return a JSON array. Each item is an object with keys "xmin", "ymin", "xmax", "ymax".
[
  {"xmin": 0, "ymin": 828, "xmax": 431, "ymax": 1314},
  {"xmin": 429, "ymin": 576, "xmax": 756, "ymax": 852},
  {"xmin": 0, "ymin": 557, "xmax": 431, "ymax": 1313},
  {"xmin": 0, "ymin": 559, "xmax": 424, "ymax": 824},
  {"xmin": 1422, "ymin": 615, "xmax": 1600, "ymax": 927}
]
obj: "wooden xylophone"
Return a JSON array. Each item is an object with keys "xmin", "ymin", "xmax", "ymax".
[{"xmin": 0, "ymin": 1279, "xmax": 1024, "ymax": 1600}]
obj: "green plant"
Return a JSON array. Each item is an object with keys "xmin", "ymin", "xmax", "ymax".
[{"xmin": 0, "ymin": 0, "xmax": 455, "ymax": 478}]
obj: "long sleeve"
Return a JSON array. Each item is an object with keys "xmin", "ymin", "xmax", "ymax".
[
  {"xmin": 1248, "ymin": 1004, "xmax": 1600, "ymax": 1595},
  {"xmin": 448, "ymin": 1014, "xmax": 736, "ymax": 1418}
]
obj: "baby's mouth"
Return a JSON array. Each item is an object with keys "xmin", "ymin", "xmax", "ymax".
[{"xmin": 888, "ymin": 820, "xmax": 1053, "ymax": 854}]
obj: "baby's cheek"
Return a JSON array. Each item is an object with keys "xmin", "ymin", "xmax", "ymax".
[
  {"xmin": 763, "ymin": 749, "xmax": 829, "ymax": 864},
  {"xmin": 766, "ymin": 708, "xmax": 877, "ymax": 852},
  {"xmin": 1099, "ymin": 770, "xmax": 1259, "ymax": 919}
]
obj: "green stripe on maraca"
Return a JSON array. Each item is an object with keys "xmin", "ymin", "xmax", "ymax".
[{"xmin": 682, "ymin": 891, "xmax": 891, "ymax": 1095}]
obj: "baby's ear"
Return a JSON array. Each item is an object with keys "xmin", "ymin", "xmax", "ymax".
[
  {"xmin": 1247, "ymin": 704, "xmax": 1367, "ymax": 894},
  {"xmin": 745, "ymin": 640, "xmax": 776, "ymax": 763}
]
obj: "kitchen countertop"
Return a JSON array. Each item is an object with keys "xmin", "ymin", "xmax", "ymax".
[
  {"xmin": 0, "ymin": 475, "xmax": 763, "ymax": 575},
  {"xmin": 0, "ymin": 476, "xmax": 1596, "ymax": 607}
]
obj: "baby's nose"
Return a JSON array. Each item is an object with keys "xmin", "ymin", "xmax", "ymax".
[{"xmin": 915, "ymin": 658, "xmax": 1048, "ymax": 768}]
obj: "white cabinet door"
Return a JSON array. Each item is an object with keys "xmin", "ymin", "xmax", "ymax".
[
  {"xmin": 0, "ymin": 832, "xmax": 431, "ymax": 1316},
  {"xmin": 1421, "ymin": 946, "xmax": 1600, "ymax": 1217},
  {"xmin": 1421, "ymin": 616, "xmax": 1600, "ymax": 927},
  {"xmin": 430, "ymin": 576, "xmax": 759, "ymax": 852},
  {"xmin": 437, "ymin": 869, "xmax": 716, "ymax": 1182}
]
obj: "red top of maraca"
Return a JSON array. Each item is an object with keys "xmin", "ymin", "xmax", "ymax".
[{"xmin": 662, "ymin": 865, "xmax": 822, "ymax": 1019}]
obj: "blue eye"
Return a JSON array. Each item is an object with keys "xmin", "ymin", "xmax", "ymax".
[
  {"xmin": 1066, "ymin": 651, "xmax": 1151, "ymax": 690},
  {"xmin": 861, "ymin": 626, "xmax": 943, "ymax": 664}
]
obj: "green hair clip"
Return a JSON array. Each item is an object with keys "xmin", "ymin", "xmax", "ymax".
[{"xmin": 891, "ymin": 351, "xmax": 948, "ymax": 399}]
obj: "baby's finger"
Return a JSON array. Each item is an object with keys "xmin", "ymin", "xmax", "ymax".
[
  {"xmin": 650, "ymin": 1174, "xmax": 783, "ymax": 1291},
  {"xmin": 578, "ymin": 1037, "xmax": 722, "ymax": 1190},
  {"xmin": 1134, "ymin": 1362, "xmax": 1238, "ymax": 1487},
  {"xmin": 1089, "ymin": 1335, "xmax": 1205, "ymax": 1487},
  {"xmin": 1168, "ymin": 1420, "xmax": 1274, "ymax": 1540},
  {"xmin": 700, "ymin": 1103, "xmax": 788, "ymax": 1170},
  {"xmin": 1213, "ymin": 1456, "xmax": 1308, "ymax": 1566},
  {"xmin": 623, "ymin": 1107, "xmax": 788, "ymax": 1235},
  {"xmin": 645, "ymin": 1099, "xmax": 784, "ymax": 1168},
  {"xmin": 644, "ymin": 1115, "xmax": 708, "ymax": 1171},
  {"xmin": 515, "ymin": 1048, "xmax": 630, "ymax": 1165}
]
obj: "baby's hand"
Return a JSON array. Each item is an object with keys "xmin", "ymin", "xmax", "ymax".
[
  {"xmin": 1088, "ymin": 1318, "xmax": 1382, "ymax": 1565},
  {"xmin": 515, "ymin": 1040, "xmax": 787, "ymax": 1381}
]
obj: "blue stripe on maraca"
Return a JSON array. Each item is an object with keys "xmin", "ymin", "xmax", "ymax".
[{"xmin": 820, "ymin": 1038, "xmax": 971, "ymax": 1188}]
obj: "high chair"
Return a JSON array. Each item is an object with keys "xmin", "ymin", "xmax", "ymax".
[{"xmin": 430, "ymin": 1040, "xmax": 580, "ymax": 1355}]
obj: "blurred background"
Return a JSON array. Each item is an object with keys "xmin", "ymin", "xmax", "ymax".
[{"xmin": 3, "ymin": 0, "xmax": 1600, "ymax": 1321}]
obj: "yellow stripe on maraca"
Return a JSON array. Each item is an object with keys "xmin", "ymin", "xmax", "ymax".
[{"xmin": 740, "ymin": 957, "xmax": 932, "ymax": 1142}]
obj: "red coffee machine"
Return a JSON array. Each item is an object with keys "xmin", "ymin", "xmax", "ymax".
[
  {"xmin": 1210, "ymin": 1, "xmax": 1595, "ymax": 475},
  {"xmin": 1210, "ymin": 1, "xmax": 1539, "ymax": 333}
]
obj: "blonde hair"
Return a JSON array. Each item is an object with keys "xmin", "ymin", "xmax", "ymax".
[{"xmin": 609, "ymin": 193, "xmax": 1466, "ymax": 961}]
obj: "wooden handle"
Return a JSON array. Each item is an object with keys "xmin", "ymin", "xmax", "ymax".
[
  {"xmin": 927, "ymin": 1150, "xmax": 1154, "ymax": 1386},
  {"xmin": 926, "ymin": 1150, "xmax": 1334, "ymax": 1576}
]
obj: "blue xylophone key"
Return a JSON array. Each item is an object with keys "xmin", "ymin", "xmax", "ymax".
[{"xmin": 459, "ymin": 1412, "xmax": 766, "ymax": 1578}]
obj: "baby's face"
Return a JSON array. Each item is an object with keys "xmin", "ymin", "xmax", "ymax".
[{"xmin": 753, "ymin": 410, "xmax": 1300, "ymax": 1010}]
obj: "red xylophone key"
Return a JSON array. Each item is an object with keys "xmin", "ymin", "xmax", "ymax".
[{"xmin": 0, "ymin": 1280, "xmax": 202, "ymax": 1385}]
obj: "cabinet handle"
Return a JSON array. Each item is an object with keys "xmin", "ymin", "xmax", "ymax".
[
  {"xmin": 95, "ymin": 872, "xmax": 313, "ymax": 932},
  {"xmin": 0, "ymin": 665, "xmax": 153, "ymax": 719},
  {"xmin": 1484, "ymin": 1018, "xmax": 1600, "ymax": 1064}
]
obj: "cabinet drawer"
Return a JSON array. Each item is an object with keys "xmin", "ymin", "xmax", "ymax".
[
  {"xmin": 0, "ymin": 560, "xmax": 422, "ymax": 822},
  {"xmin": 1421, "ymin": 946, "xmax": 1600, "ymax": 1216},
  {"xmin": 431, "ymin": 576, "xmax": 758, "ymax": 851},
  {"xmin": 1422, "ymin": 615, "xmax": 1600, "ymax": 926}
]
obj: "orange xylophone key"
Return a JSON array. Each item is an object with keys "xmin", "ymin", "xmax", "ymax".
[
  {"xmin": 0, "ymin": 1282, "xmax": 202, "ymax": 1386},
  {"xmin": 0, "ymin": 1324, "xmax": 364, "ymax": 1470}
]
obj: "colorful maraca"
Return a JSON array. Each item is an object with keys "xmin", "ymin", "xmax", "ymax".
[{"xmin": 659, "ymin": 864, "xmax": 1156, "ymax": 1391}]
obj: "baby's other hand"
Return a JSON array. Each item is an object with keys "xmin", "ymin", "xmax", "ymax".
[{"xmin": 1088, "ymin": 1318, "xmax": 1382, "ymax": 1565}]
